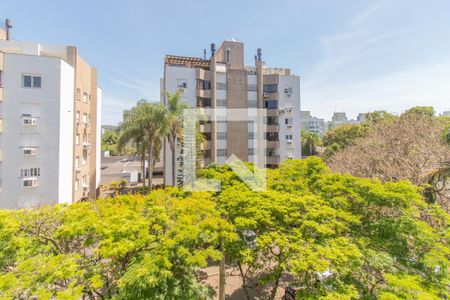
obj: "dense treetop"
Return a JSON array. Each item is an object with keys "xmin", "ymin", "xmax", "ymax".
[{"xmin": 1, "ymin": 158, "xmax": 449, "ymax": 299}]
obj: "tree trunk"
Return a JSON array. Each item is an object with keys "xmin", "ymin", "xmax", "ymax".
[
  {"xmin": 237, "ymin": 261, "xmax": 251, "ymax": 300},
  {"xmin": 141, "ymin": 152, "xmax": 146, "ymax": 189},
  {"xmin": 172, "ymin": 136, "xmax": 177, "ymax": 186},
  {"xmin": 219, "ymin": 236, "xmax": 226, "ymax": 300},
  {"xmin": 270, "ymin": 271, "xmax": 282, "ymax": 300},
  {"xmin": 148, "ymin": 144, "xmax": 153, "ymax": 191}
]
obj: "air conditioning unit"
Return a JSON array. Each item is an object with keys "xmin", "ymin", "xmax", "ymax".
[
  {"xmin": 286, "ymin": 108, "xmax": 293, "ymax": 113},
  {"xmin": 22, "ymin": 117, "xmax": 37, "ymax": 126},
  {"xmin": 287, "ymin": 140, "xmax": 293, "ymax": 145},
  {"xmin": 287, "ymin": 125, "xmax": 293, "ymax": 129},
  {"xmin": 83, "ymin": 142, "xmax": 90, "ymax": 150},
  {"xmin": 22, "ymin": 178, "xmax": 38, "ymax": 188},
  {"xmin": 82, "ymin": 184, "xmax": 90, "ymax": 192},
  {"xmin": 23, "ymin": 148, "xmax": 37, "ymax": 156},
  {"xmin": 263, "ymin": 93, "xmax": 270, "ymax": 98},
  {"xmin": 287, "ymin": 155, "xmax": 293, "ymax": 160}
]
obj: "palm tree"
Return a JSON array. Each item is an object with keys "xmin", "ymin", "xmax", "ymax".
[
  {"xmin": 118, "ymin": 100, "xmax": 169, "ymax": 191},
  {"xmin": 165, "ymin": 91, "xmax": 188, "ymax": 186},
  {"xmin": 301, "ymin": 130, "xmax": 321, "ymax": 156},
  {"xmin": 118, "ymin": 106, "xmax": 149, "ymax": 188}
]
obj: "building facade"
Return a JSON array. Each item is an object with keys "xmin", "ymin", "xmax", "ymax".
[
  {"xmin": 300, "ymin": 111, "xmax": 325, "ymax": 137},
  {"xmin": 161, "ymin": 40, "xmax": 301, "ymax": 186},
  {"xmin": 0, "ymin": 24, "xmax": 101, "ymax": 208}
]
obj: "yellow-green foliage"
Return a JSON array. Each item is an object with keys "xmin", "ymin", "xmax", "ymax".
[{"xmin": 0, "ymin": 157, "xmax": 449, "ymax": 299}]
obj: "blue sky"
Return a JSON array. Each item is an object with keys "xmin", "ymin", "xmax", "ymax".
[{"xmin": 2, "ymin": 0, "xmax": 450, "ymax": 125}]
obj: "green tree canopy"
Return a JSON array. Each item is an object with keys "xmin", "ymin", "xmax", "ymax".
[{"xmin": 1, "ymin": 158, "xmax": 450, "ymax": 299}]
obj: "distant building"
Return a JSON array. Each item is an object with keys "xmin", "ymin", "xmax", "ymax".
[
  {"xmin": 300, "ymin": 111, "xmax": 325, "ymax": 137},
  {"xmin": 357, "ymin": 113, "xmax": 368, "ymax": 122},
  {"xmin": 442, "ymin": 111, "xmax": 450, "ymax": 116},
  {"xmin": 0, "ymin": 20, "xmax": 101, "ymax": 208}
]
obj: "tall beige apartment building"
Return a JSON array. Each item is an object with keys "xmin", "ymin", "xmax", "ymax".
[
  {"xmin": 0, "ymin": 20, "xmax": 101, "ymax": 208},
  {"xmin": 161, "ymin": 40, "xmax": 301, "ymax": 186}
]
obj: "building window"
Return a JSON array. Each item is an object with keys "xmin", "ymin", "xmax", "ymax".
[
  {"xmin": 0, "ymin": 70, "xmax": 3, "ymax": 87},
  {"xmin": 265, "ymin": 116, "xmax": 278, "ymax": 125},
  {"xmin": 75, "ymin": 156, "xmax": 80, "ymax": 168},
  {"xmin": 248, "ymin": 148, "xmax": 254, "ymax": 156},
  {"xmin": 285, "ymin": 118, "xmax": 293, "ymax": 125},
  {"xmin": 82, "ymin": 113, "xmax": 88, "ymax": 124},
  {"xmin": 267, "ymin": 148, "xmax": 277, "ymax": 156},
  {"xmin": 196, "ymin": 79, "xmax": 211, "ymax": 90},
  {"xmin": 83, "ymin": 92, "xmax": 88, "ymax": 103},
  {"xmin": 285, "ymin": 134, "xmax": 293, "ymax": 141},
  {"xmin": 82, "ymin": 150, "xmax": 87, "ymax": 165},
  {"xmin": 177, "ymin": 79, "xmax": 188, "ymax": 89},
  {"xmin": 284, "ymin": 87, "xmax": 293, "ymax": 95},
  {"xmin": 76, "ymin": 134, "xmax": 80, "ymax": 145},
  {"xmin": 75, "ymin": 179, "xmax": 79, "ymax": 191},
  {"xmin": 265, "ymin": 132, "xmax": 279, "ymax": 141},
  {"xmin": 248, "ymin": 132, "xmax": 254, "ymax": 139},
  {"xmin": 248, "ymin": 100, "xmax": 257, "ymax": 108},
  {"xmin": 22, "ymin": 75, "xmax": 41, "ymax": 88},
  {"xmin": 247, "ymin": 84, "xmax": 257, "ymax": 91},
  {"xmin": 263, "ymin": 84, "xmax": 277, "ymax": 93},
  {"xmin": 217, "ymin": 149, "xmax": 227, "ymax": 157},
  {"xmin": 264, "ymin": 100, "xmax": 278, "ymax": 109},
  {"xmin": 217, "ymin": 132, "xmax": 227, "ymax": 140},
  {"xmin": 20, "ymin": 168, "xmax": 40, "ymax": 177},
  {"xmin": 197, "ymin": 98, "xmax": 211, "ymax": 108},
  {"xmin": 204, "ymin": 149, "xmax": 211, "ymax": 159},
  {"xmin": 203, "ymin": 132, "xmax": 211, "ymax": 140},
  {"xmin": 217, "ymin": 99, "xmax": 227, "ymax": 107},
  {"xmin": 77, "ymin": 89, "xmax": 81, "ymax": 101},
  {"xmin": 217, "ymin": 82, "xmax": 227, "ymax": 90}
]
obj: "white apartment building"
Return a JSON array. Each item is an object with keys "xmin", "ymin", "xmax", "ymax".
[
  {"xmin": 0, "ymin": 22, "xmax": 101, "ymax": 208},
  {"xmin": 161, "ymin": 40, "xmax": 301, "ymax": 186}
]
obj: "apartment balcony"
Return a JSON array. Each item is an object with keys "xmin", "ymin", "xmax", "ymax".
[
  {"xmin": 196, "ymin": 68, "xmax": 211, "ymax": 80},
  {"xmin": 266, "ymin": 140, "xmax": 280, "ymax": 148},
  {"xmin": 266, "ymin": 108, "xmax": 279, "ymax": 117},
  {"xmin": 197, "ymin": 89, "xmax": 211, "ymax": 99},
  {"xmin": 263, "ymin": 92, "xmax": 279, "ymax": 100},
  {"xmin": 266, "ymin": 124, "xmax": 279, "ymax": 132},
  {"xmin": 266, "ymin": 155, "xmax": 280, "ymax": 165}
]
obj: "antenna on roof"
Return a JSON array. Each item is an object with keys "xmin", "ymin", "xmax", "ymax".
[
  {"xmin": 257, "ymin": 48, "xmax": 262, "ymax": 61},
  {"xmin": 203, "ymin": 49, "xmax": 206, "ymax": 60},
  {"xmin": 211, "ymin": 43, "xmax": 216, "ymax": 57},
  {"xmin": 5, "ymin": 19, "xmax": 12, "ymax": 40}
]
